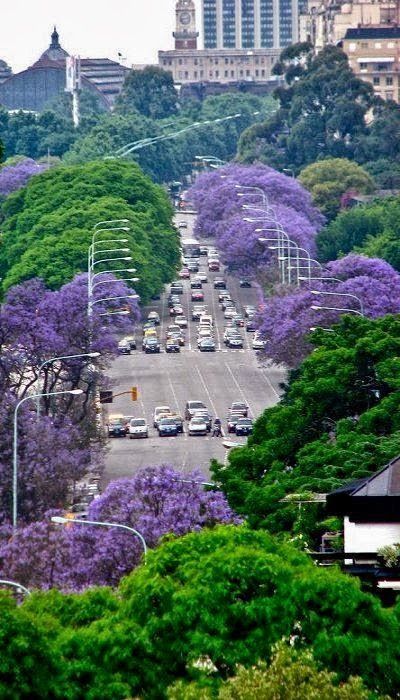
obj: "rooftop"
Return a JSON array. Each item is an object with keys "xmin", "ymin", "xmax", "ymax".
[{"xmin": 344, "ymin": 26, "xmax": 400, "ymax": 39}]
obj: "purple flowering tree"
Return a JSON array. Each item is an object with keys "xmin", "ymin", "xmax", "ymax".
[
  {"xmin": 188, "ymin": 164, "xmax": 324, "ymax": 276},
  {"xmin": 0, "ymin": 158, "xmax": 48, "ymax": 198},
  {"xmin": 258, "ymin": 254, "xmax": 400, "ymax": 366},
  {"xmin": 0, "ymin": 466, "xmax": 240, "ymax": 590}
]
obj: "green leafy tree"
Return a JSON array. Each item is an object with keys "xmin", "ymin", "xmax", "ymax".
[
  {"xmin": 116, "ymin": 66, "xmax": 179, "ymax": 119},
  {"xmin": 298, "ymin": 158, "xmax": 375, "ymax": 220}
]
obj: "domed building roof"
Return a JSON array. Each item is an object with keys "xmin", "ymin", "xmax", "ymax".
[{"xmin": 33, "ymin": 27, "xmax": 69, "ymax": 66}]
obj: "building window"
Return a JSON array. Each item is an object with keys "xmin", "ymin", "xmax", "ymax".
[
  {"xmin": 225, "ymin": 57, "xmax": 229, "ymax": 64},
  {"xmin": 388, "ymin": 42, "xmax": 395, "ymax": 48},
  {"xmin": 194, "ymin": 58, "xmax": 198, "ymax": 65},
  {"xmin": 386, "ymin": 76, "xmax": 393, "ymax": 85},
  {"xmin": 375, "ymin": 42, "xmax": 382, "ymax": 49},
  {"xmin": 239, "ymin": 69, "xmax": 243, "ymax": 76},
  {"xmin": 184, "ymin": 71, "xmax": 189, "ymax": 79},
  {"xmin": 359, "ymin": 62, "xmax": 368, "ymax": 70},
  {"xmin": 349, "ymin": 42, "xmax": 356, "ymax": 51},
  {"xmin": 246, "ymin": 69, "xmax": 250, "ymax": 76},
  {"xmin": 178, "ymin": 58, "xmax": 182, "ymax": 65},
  {"xmin": 373, "ymin": 76, "xmax": 380, "ymax": 85},
  {"xmin": 216, "ymin": 70, "xmax": 219, "ymax": 77},
  {"xmin": 225, "ymin": 70, "xmax": 228, "ymax": 77},
  {"xmin": 194, "ymin": 71, "xmax": 197, "ymax": 78},
  {"xmin": 361, "ymin": 42, "xmax": 368, "ymax": 48},
  {"xmin": 209, "ymin": 70, "xmax": 213, "ymax": 77},
  {"xmin": 255, "ymin": 69, "xmax": 259, "ymax": 77},
  {"xmin": 261, "ymin": 69, "xmax": 265, "ymax": 77}
]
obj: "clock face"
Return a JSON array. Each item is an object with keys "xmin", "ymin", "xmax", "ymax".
[{"xmin": 180, "ymin": 10, "xmax": 191, "ymax": 25}]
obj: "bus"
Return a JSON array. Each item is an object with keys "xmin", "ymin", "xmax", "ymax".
[{"xmin": 182, "ymin": 238, "xmax": 200, "ymax": 258}]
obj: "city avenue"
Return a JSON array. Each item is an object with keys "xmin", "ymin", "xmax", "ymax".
[{"xmin": 103, "ymin": 213, "xmax": 285, "ymax": 483}]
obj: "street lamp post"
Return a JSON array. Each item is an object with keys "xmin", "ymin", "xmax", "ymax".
[
  {"xmin": 13, "ymin": 389, "xmax": 83, "ymax": 530},
  {"xmin": 310, "ymin": 289, "xmax": 364, "ymax": 316},
  {"xmin": 0, "ymin": 580, "xmax": 31, "ymax": 597},
  {"xmin": 36, "ymin": 352, "xmax": 100, "ymax": 417},
  {"xmin": 51, "ymin": 516, "xmax": 148, "ymax": 563},
  {"xmin": 311, "ymin": 304, "xmax": 364, "ymax": 317}
]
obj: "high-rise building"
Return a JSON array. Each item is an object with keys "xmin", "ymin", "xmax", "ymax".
[{"xmin": 202, "ymin": 0, "xmax": 302, "ymax": 49}]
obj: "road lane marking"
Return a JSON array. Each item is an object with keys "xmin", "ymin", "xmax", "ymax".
[
  {"xmin": 224, "ymin": 360, "xmax": 256, "ymax": 418},
  {"xmin": 195, "ymin": 365, "xmax": 219, "ymax": 418}
]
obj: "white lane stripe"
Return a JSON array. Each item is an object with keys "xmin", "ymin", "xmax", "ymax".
[
  {"xmin": 259, "ymin": 367, "xmax": 281, "ymax": 400},
  {"xmin": 195, "ymin": 365, "xmax": 219, "ymax": 418},
  {"xmin": 167, "ymin": 371, "xmax": 181, "ymax": 415},
  {"xmin": 224, "ymin": 360, "xmax": 256, "ymax": 418}
]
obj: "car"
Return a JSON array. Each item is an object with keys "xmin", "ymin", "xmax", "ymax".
[
  {"xmin": 185, "ymin": 400, "xmax": 208, "ymax": 420},
  {"xmin": 170, "ymin": 304, "xmax": 184, "ymax": 316},
  {"xmin": 175, "ymin": 315, "xmax": 188, "ymax": 328},
  {"xmin": 219, "ymin": 291, "xmax": 231, "ymax": 303},
  {"xmin": 221, "ymin": 299, "xmax": 234, "ymax": 311},
  {"xmin": 129, "ymin": 418, "xmax": 149, "ymax": 439},
  {"xmin": 192, "ymin": 410, "xmax": 212, "ymax": 431},
  {"xmin": 187, "ymin": 261, "xmax": 199, "ymax": 273},
  {"xmin": 246, "ymin": 319, "xmax": 257, "ymax": 332},
  {"xmin": 239, "ymin": 279, "xmax": 252, "ymax": 288},
  {"xmin": 197, "ymin": 272, "xmax": 208, "ymax": 283},
  {"xmin": 144, "ymin": 326, "xmax": 157, "ymax": 339},
  {"xmin": 224, "ymin": 308, "xmax": 237, "ymax": 319},
  {"xmin": 122, "ymin": 335, "xmax": 137, "ymax": 350},
  {"xmin": 165, "ymin": 338, "xmax": 180, "ymax": 353},
  {"xmin": 227, "ymin": 412, "xmax": 244, "ymax": 434},
  {"xmin": 168, "ymin": 331, "xmax": 185, "ymax": 346},
  {"xmin": 207, "ymin": 248, "xmax": 218, "ymax": 257},
  {"xmin": 153, "ymin": 406, "xmax": 171, "ymax": 428},
  {"xmin": 171, "ymin": 280, "xmax": 184, "ymax": 290},
  {"xmin": 168, "ymin": 413, "xmax": 184, "ymax": 433},
  {"xmin": 192, "ymin": 305, "xmax": 207, "ymax": 321},
  {"xmin": 232, "ymin": 314, "xmax": 245, "ymax": 327},
  {"xmin": 108, "ymin": 417, "xmax": 127, "ymax": 437},
  {"xmin": 144, "ymin": 337, "xmax": 161, "ymax": 353},
  {"xmin": 224, "ymin": 328, "xmax": 240, "ymax": 343},
  {"xmin": 191, "ymin": 290, "xmax": 204, "ymax": 302},
  {"xmin": 200, "ymin": 246, "xmax": 208, "ymax": 256},
  {"xmin": 199, "ymin": 313, "xmax": 213, "ymax": 325},
  {"xmin": 188, "ymin": 416, "xmax": 208, "ymax": 436},
  {"xmin": 179, "ymin": 268, "xmax": 190, "ymax": 279},
  {"xmin": 208, "ymin": 260, "xmax": 220, "ymax": 272},
  {"xmin": 213, "ymin": 278, "xmax": 226, "ymax": 289},
  {"xmin": 198, "ymin": 337, "xmax": 216, "ymax": 352},
  {"xmin": 143, "ymin": 318, "xmax": 157, "ymax": 329},
  {"xmin": 147, "ymin": 311, "xmax": 160, "ymax": 325},
  {"xmin": 230, "ymin": 401, "xmax": 248, "ymax": 417},
  {"xmin": 244, "ymin": 305, "xmax": 256, "ymax": 318},
  {"xmin": 235, "ymin": 418, "xmax": 253, "ymax": 436},
  {"xmin": 178, "ymin": 221, "xmax": 188, "ymax": 228},
  {"xmin": 197, "ymin": 329, "xmax": 213, "ymax": 344},
  {"xmin": 158, "ymin": 417, "xmax": 179, "ymax": 437},
  {"xmin": 190, "ymin": 279, "xmax": 202, "ymax": 289},
  {"xmin": 118, "ymin": 339, "xmax": 131, "ymax": 355},
  {"xmin": 252, "ymin": 332, "xmax": 266, "ymax": 350},
  {"xmin": 167, "ymin": 324, "xmax": 182, "ymax": 335},
  {"xmin": 226, "ymin": 335, "xmax": 243, "ymax": 348}
]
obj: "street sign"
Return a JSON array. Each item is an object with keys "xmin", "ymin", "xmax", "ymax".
[
  {"xmin": 131, "ymin": 387, "xmax": 138, "ymax": 401},
  {"xmin": 99, "ymin": 390, "xmax": 113, "ymax": 404}
]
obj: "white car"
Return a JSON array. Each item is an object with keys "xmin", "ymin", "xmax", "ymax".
[
  {"xmin": 252, "ymin": 333, "xmax": 266, "ymax": 350},
  {"xmin": 129, "ymin": 418, "xmax": 149, "ymax": 439},
  {"xmin": 175, "ymin": 315, "xmax": 188, "ymax": 328},
  {"xmin": 224, "ymin": 308, "xmax": 237, "ymax": 319},
  {"xmin": 199, "ymin": 314, "xmax": 213, "ymax": 327},
  {"xmin": 188, "ymin": 416, "xmax": 208, "ymax": 436},
  {"xmin": 153, "ymin": 405, "xmax": 171, "ymax": 428},
  {"xmin": 197, "ymin": 272, "xmax": 208, "ymax": 283}
]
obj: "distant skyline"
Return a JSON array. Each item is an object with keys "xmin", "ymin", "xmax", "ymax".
[{"xmin": 0, "ymin": 0, "xmax": 203, "ymax": 72}]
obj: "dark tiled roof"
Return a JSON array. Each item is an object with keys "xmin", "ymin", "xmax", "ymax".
[{"xmin": 345, "ymin": 26, "xmax": 400, "ymax": 39}]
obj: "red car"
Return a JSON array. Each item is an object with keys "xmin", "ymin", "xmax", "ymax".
[
  {"xmin": 208, "ymin": 261, "xmax": 220, "ymax": 272},
  {"xmin": 179, "ymin": 268, "xmax": 190, "ymax": 279},
  {"xmin": 191, "ymin": 290, "xmax": 204, "ymax": 302}
]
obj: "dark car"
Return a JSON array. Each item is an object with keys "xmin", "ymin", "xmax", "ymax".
[
  {"xmin": 187, "ymin": 261, "xmax": 199, "ymax": 273},
  {"xmin": 227, "ymin": 412, "xmax": 244, "ymax": 434},
  {"xmin": 170, "ymin": 285, "xmax": 183, "ymax": 295},
  {"xmin": 190, "ymin": 279, "xmax": 202, "ymax": 289},
  {"xmin": 246, "ymin": 319, "xmax": 257, "ymax": 332},
  {"xmin": 213, "ymin": 278, "xmax": 226, "ymax": 289},
  {"xmin": 198, "ymin": 337, "xmax": 216, "ymax": 352},
  {"xmin": 108, "ymin": 418, "xmax": 127, "ymax": 438},
  {"xmin": 239, "ymin": 279, "xmax": 252, "ymax": 288},
  {"xmin": 200, "ymin": 246, "xmax": 208, "ymax": 256},
  {"xmin": 158, "ymin": 417, "xmax": 179, "ymax": 437},
  {"xmin": 169, "ymin": 413, "xmax": 184, "ymax": 432},
  {"xmin": 144, "ymin": 337, "xmax": 161, "ymax": 354},
  {"xmin": 235, "ymin": 418, "xmax": 253, "ymax": 436},
  {"xmin": 185, "ymin": 400, "xmax": 208, "ymax": 421},
  {"xmin": 208, "ymin": 260, "xmax": 220, "ymax": 271},
  {"xmin": 230, "ymin": 401, "xmax": 248, "ymax": 417},
  {"xmin": 165, "ymin": 338, "xmax": 180, "ymax": 353}
]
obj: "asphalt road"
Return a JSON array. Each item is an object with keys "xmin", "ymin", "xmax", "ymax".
[{"xmin": 103, "ymin": 213, "xmax": 285, "ymax": 484}]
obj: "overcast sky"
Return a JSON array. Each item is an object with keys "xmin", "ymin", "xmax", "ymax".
[{"xmin": 0, "ymin": 0, "xmax": 203, "ymax": 72}]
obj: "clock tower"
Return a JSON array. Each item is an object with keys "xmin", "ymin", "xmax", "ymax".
[{"xmin": 173, "ymin": 0, "xmax": 198, "ymax": 49}]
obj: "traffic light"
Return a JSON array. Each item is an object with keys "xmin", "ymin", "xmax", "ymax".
[
  {"xmin": 131, "ymin": 387, "xmax": 138, "ymax": 401},
  {"xmin": 99, "ymin": 390, "xmax": 113, "ymax": 404}
]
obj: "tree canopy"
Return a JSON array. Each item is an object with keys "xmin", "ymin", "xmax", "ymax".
[
  {"xmin": 0, "ymin": 159, "xmax": 179, "ymax": 299},
  {"xmin": 298, "ymin": 158, "xmax": 375, "ymax": 221},
  {"xmin": 116, "ymin": 66, "xmax": 179, "ymax": 119}
]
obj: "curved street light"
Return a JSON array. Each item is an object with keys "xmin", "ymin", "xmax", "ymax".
[
  {"xmin": 310, "ymin": 289, "xmax": 364, "ymax": 316},
  {"xmin": 51, "ymin": 516, "xmax": 148, "ymax": 563},
  {"xmin": 0, "ymin": 580, "xmax": 31, "ymax": 597},
  {"xmin": 311, "ymin": 304, "xmax": 364, "ymax": 317},
  {"xmin": 13, "ymin": 389, "xmax": 83, "ymax": 530}
]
